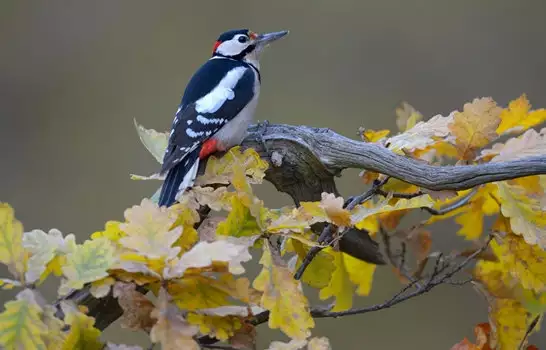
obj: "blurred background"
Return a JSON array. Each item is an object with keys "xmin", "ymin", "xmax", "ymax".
[{"xmin": 1, "ymin": 0, "xmax": 546, "ymax": 348}]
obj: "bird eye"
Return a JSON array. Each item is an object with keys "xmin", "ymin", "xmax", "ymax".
[{"xmin": 238, "ymin": 36, "xmax": 248, "ymax": 43}]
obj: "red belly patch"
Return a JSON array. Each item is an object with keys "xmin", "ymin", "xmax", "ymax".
[{"xmin": 199, "ymin": 139, "xmax": 219, "ymax": 159}]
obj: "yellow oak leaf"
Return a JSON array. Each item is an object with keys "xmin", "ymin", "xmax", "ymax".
[
  {"xmin": 253, "ymin": 241, "xmax": 314, "ymax": 340},
  {"xmin": 117, "ymin": 252, "xmax": 164, "ymax": 279},
  {"xmin": 90, "ymin": 276, "xmax": 116, "ymax": 298},
  {"xmin": 112, "ymin": 282, "xmax": 155, "ymax": 332},
  {"xmin": 22, "ymin": 228, "xmax": 75, "ymax": 284},
  {"xmin": 185, "ymin": 186, "xmax": 233, "ymax": 212},
  {"xmin": 90, "ymin": 220, "xmax": 125, "ymax": 242},
  {"xmin": 61, "ymin": 301, "xmax": 103, "ymax": 350},
  {"xmin": 351, "ymin": 194, "xmax": 434, "ymax": 229},
  {"xmin": 490, "ymin": 298, "xmax": 536, "ymax": 350},
  {"xmin": 0, "ymin": 203, "xmax": 26, "ymax": 283},
  {"xmin": 42, "ymin": 305, "xmax": 66, "ymax": 349},
  {"xmin": 195, "ymin": 146, "xmax": 268, "ymax": 187},
  {"xmin": 186, "ymin": 313, "xmax": 242, "ymax": 341},
  {"xmin": 217, "ymin": 196, "xmax": 262, "ymax": 237},
  {"xmin": 454, "ymin": 184, "xmax": 500, "ymax": 240},
  {"xmin": 266, "ymin": 339, "xmax": 308, "ymax": 350},
  {"xmin": 164, "ymin": 237, "xmax": 256, "ymax": 278},
  {"xmin": 150, "ymin": 287, "xmax": 200, "ymax": 350},
  {"xmin": 448, "ymin": 97, "xmax": 502, "ymax": 160},
  {"xmin": 387, "ymin": 113, "xmax": 453, "ymax": 154},
  {"xmin": 492, "ymin": 234, "xmax": 546, "ymax": 294},
  {"xmin": 395, "ymin": 101, "xmax": 423, "ymax": 132},
  {"xmin": 308, "ymin": 337, "xmax": 332, "ymax": 350},
  {"xmin": 299, "ymin": 193, "xmax": 351, "ymax": 227},
  {"xmin": 0, "ymin": 278, "xmax": 22, "ymax": 290},
  {"xmin": 167, "ymin": 275, "xmax": 234, "ymax": 310},
  {"xmin": 496, "ymin": 181, "xmax": 546, "ymax": 248},
  {"xmin": 497, "ymin": 94, "xmax": 546, "ymax": 135},
  {"xmin": 133, "ymin": 119, "xmax": 169, "ymax": 163},
  {"xmin": 361, "ymin": 128, "xmax": 390, "ymax": 142},
  {"xmin": 481, "ymin": 128, "xmax": 546, "ymax": 163},
  {"xmin": 119, "ymin": 198, "xmax": 183, "ymax": 259},
  {"xmin": 0, "ymin": 289, "xmax": 47, "ymax": 350},
  {"xmin": 169, "ymin": 205, "xmax": 200, "ymax": 254},
  {"xmin": 59, "ymin": 237, "xmax": 116, "ymax": 295},
  {"xmin": 288, "ymin": 239, "xmax": 335, "ymax": 289},
  {"xmin": 318, "ymin": 248, "xmax": 376, "ymax": 311}
]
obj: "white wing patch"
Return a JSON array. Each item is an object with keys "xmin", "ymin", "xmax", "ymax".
[
  {"xmin": 186, "ymin": 128, "xmax": 205, "ymax": 138},
  {"xmin": 195, "ymin": 66, "xmax": 247, "ymax": 114},
  {"xmin": 196, "ymin": 115, "xmax": 226, "ymax": 125}
]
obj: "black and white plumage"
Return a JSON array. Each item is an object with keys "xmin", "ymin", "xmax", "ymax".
[{"xmin": 158, "ymin": 29, "xmax": 288, "ymax": 207}]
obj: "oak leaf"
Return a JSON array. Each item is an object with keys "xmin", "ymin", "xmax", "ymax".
[
  {"xmin": 395, "ymin": 101, "xmax": 423, "ymax": 131},
  {"xmin": 448, "ymin": 97, "xmax": 502, "ymax": 160},
  {"xmin": 23, "ymin": 228, "xmax": 75, "ymax": 284},
  {"xmin": 59, "ymin": 237, "xmax": 116, "ymax": 295},
  {"xmin": 113, "ymin": 282, "xmax": 155, "ymax": 332},
  {"xmin": 133, "ymin": 119, "xmax": 169, "ymax": 163},
  {"xmin": 480, "ymin": 128, "xmax": 546, "ymax": 163},
  {"xmin": 195, "ymin": 146, "xmax": 268, "ymax": 186},
  {"xmin": 61, "ymin": 301, "xmax": 103, "ymax": 350},
  {"xmin": 318, "ymin": 248, "xmax": 376, "ymax": 311},
  {"xmin": 0, "ymin": 203, "xmax": 26, "ymax": 283},
  {"xmin": 351, "ymin": 194, "xmax": 434, "ymax": 229},
  {"xmin": 387, "ymin": 114, "xmax": 453, "ymax": 153},
  {"xmin": 496, "ymin": 181, "xmax": 546, "ymax": 248},
  {"xmin": 496, "ymin": 94, "xmax": 546, "ymax": 135},
  {"xmin": 186, "ymin": 313, "xmax": 242, "ymax": 341},
  {"xmin": 150, "ymin": 287, "xmax": 200, "ymax": 350},
  {"xmin": 0, "ymin": 289, "xmax": 48, "ymax": 350},
  {"xmin": 489, "ymin": 299, "xmax": 536, "ymax": 350},
  {"xmin": 253, "ymin": 241, "xmax": 314, "ymax": 340},
  {"xmin": 361, "ymin": 128, "xmax": 390, "ymax": 142},
  {"xmin": 164, "ymin": 237, "xmax": 256, "ymax": 278},
  {"xmin": 119, "ymin": 198, "xmax": 183, "ymax": 259},
  {"xmin": 217, "ymin": 196, "xmax": 262, "ymax": 237}
]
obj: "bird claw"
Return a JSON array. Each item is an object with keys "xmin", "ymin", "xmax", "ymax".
[{"xmin": 255, "ymin": 120, "xmax": 270, "ymax": 155}]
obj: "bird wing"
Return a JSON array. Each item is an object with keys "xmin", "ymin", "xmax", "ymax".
[{"xmin": 161, "ymin": 66, "xmax": 256, "ymax": 174}]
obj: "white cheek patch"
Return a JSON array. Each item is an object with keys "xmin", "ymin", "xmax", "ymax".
[
  {"xmin": 216, "ymin": 40, "xmax": 246, "ymax": 56},
  {"xmin": 195, "ymin": 66, "xmax": 247, "ymax": 114}
]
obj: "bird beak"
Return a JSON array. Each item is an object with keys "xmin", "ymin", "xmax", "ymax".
[{"xmin": 255, "ymin": 30, "xmax": 289, "ymax": 47}]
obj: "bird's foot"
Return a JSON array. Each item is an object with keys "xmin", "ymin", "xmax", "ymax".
[{"xmin": 255, "ymin": 120, "xmax": 270, "ymax": 155}]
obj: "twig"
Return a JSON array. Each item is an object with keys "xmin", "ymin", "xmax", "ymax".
[
  {"xmin": 377, "ymin": 189, "xmax": 424, "ymax": 199},
  {"xmin": 519, "ymin": 314, "xmax": 540, "ymax": 350},
  {"xmin": 421, "ymin": 188, "xmax": 477, "ymax": 215},
  {"xmin": 201, "ymin": 345, "xmax": 240, "ymax": 350},
  {"xmin": 253, "ymin": 235, "xmax": 492, "ymax": 324}
]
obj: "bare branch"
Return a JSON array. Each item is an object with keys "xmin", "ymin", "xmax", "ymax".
[
  {"xmin": 260, "ymin": 235, "xmax": 492, "ymax": 323},
  {"xmin": 243, "ymin": 124, "xmax": 546, "ymax": 196}
]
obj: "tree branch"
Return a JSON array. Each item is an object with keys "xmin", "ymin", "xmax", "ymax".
[{"xmin": 244, "ymin": 123, "xmax": 546, "ymax": 196}]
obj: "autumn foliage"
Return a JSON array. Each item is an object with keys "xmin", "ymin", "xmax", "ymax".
[{"xmin": 1, "ymin": 94, "xmax": 545, "ymax": 349}]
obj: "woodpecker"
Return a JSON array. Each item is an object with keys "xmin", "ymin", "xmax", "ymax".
[{"xmin": 157, "ymin": 29, "xmax": 288, "ymax": 207}]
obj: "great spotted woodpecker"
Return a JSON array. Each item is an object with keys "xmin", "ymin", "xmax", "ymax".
[{"xmin": 158, "ymin": 29, "xmax": 288, "ymax": 207}]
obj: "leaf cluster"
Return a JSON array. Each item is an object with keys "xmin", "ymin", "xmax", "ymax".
[{"xmin": 0, "ymin": 94, "xmax": 545, "ymax": 349}]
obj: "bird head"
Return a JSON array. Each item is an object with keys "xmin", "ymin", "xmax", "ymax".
[{"xmin": 212, "ymin": 29, "xmax": 288, "ymax": 65}]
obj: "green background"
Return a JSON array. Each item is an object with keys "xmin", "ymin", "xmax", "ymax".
[{"xmin": 1, "ymin": 1, "xmax": 546, "ymax": 348}]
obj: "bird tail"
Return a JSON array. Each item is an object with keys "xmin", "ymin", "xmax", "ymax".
[{"xmin": 158, "ymin": 150, "xmax": 200, "ymax": 207}]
